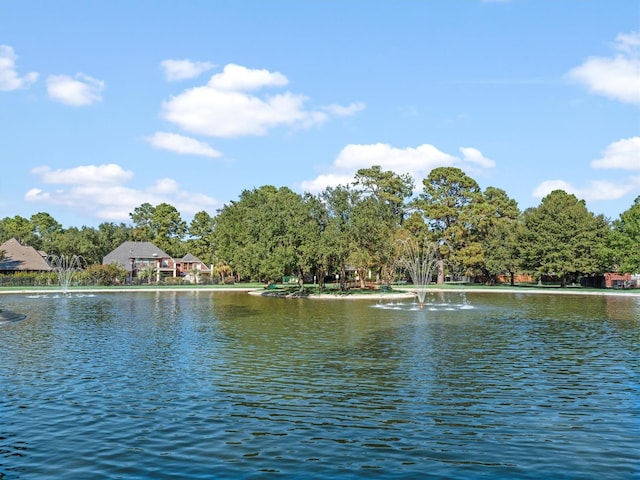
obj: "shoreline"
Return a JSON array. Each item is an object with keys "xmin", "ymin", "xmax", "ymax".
[
  {"xmin": 0, "ymin": 287, "xmax": 258, "ymax": 295},
  {"xmin": 0, "ymin": 285, "xmax": 638, "ymax": 298},
  {"xmin": 399, "ymin": 286, "xmax": 640, "ymax": 298},
  {"xmin": 248, "ymin": 289, "xmax": 416, "ymax": 300}
]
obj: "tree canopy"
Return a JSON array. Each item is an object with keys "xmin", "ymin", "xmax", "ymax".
[
  {"xmin": 610, "ymin": 196, "xmax": 640, "ymax": 274},
  {"xmin": 1, "ymin": 166, "xmax": 638, "ymax": 288},
  {"xmin": 518, "ymin": 190, "xmax": 610, "ymax": 286}
]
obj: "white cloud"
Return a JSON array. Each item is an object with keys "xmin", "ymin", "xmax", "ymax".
[
  {"xmin": 334, "ymin": 143, "xmax": 456, "ymax": 173},
  {"xmin": 149, "ymin": 178, "xmax": 179, "ymax": 194},
  {"xmin": 459, "ymin": 147, "xmax": 496, "ymax": 168},
  {"xmin": 207, "ymin": 63, "xmax": 288, "ymax": 91},
  {"xmin": 534, "ymin": 136, "xmax": 640, "ymax": 206},
  {"xmin": 532, "ymin": 178, "xmax": 640, "ymax": 201},
  {"xmin": 299, "ymin": 173, "xmax": 356, "ymax": 193},
  {"xmin": 615, "ymin": 32, "xmax": 640, "ymax": 55},
  {"xmin": 591, "ymin": 137, "xmax": 640, "ymax": 170},
  {"xmin": 323, "ymin": 102, "xmax": 366, "ymax": 116},
  {"xmin": 146, "ymin": 132, "xmax": 222, "ymax": 158},
  {"xmin": 0, "ymin": 45, "xmax": 38, "ymax": 91},
  {"xmin": 567, "ymin": 31, "xmax": 640, "ymax": 106},
  {"xmin": 26, "ymin": 163, "xmax": 218, "ymax": 222},
  {"xmin": 30, "ymin": 164, "xmax": 133, "ymax": 184},
  {"xmin": 160, "ymin": 59, "xmax": 215, "ymax": 81},
  {"xmin": 161, "ymin": 63, "xmax": 364, "ymax": 138},
  {"xmin": 300, "ymin": 143, "xmax": 495, "ymax": 194},
  {"xmin": 162, "ymin": 87, "xmax": 308, "ymax": 137},
  {"xmin": 24, "ymin": 188, "xmax": 50, "ymax": 202},
  {"xmin": 46, "ymin": 73, "xmax": 104, "ymax": 106},
  {"xmin": 532, "ymin": 179, "xmax": 577, "ymax": 198}
]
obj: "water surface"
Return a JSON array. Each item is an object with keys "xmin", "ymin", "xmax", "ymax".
[{"xmin": 1, "ymin": 291, "xmax": 638, "ymax": 479}]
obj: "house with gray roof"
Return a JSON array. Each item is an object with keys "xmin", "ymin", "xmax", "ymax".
[
  {"xmin": 0, "ymin": 238, "xmax": 52, "ymax": 273},
  {"xmin": 103, "ymin": 241, "xmax": 176, "ymax": 282}
]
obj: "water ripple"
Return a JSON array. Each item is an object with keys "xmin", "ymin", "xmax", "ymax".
[{"xmin": 1, "ymin": 291, "xmax": 638, "ymax": 479}]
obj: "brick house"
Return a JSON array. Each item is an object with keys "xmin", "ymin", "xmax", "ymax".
[{"xmin": 175, "ymin": 253, "xmax": 211, "ymax": 283}]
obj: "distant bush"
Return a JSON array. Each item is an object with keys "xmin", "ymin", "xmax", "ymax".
[
  {"xmin": 83, "ymin": 263, "xmax": 127, "ymax": 286},
  {"xmin": 0, "ymin": 272, "xmax": 57, "ymax": 287}
]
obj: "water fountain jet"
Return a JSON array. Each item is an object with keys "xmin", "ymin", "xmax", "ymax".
[
  {"xmin": 48, "ymin": 254, "xmax": 85, "ymax": 295},
  {"xmin": 397, "ymin": 238, "xmax": 439, "ymax": 308}
]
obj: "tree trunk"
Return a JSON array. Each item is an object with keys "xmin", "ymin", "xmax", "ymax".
[
  {"xmin": 481, "ymin": 267, "xmax": 492, "ymax": 285},
  {"xmin": 317, "ymin": 267, "xmax": 325, "ymax": 289},
  {"xmin": 437, "ymin": 257, "xmax": 445, "ymax": 285}
]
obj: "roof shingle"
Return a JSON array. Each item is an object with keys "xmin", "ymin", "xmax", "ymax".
[{"xmin": 0, "ymin": 238, "xmax": 52, "ymax": 272}]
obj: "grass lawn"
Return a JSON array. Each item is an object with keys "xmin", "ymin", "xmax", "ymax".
[{"xmin": 1, "ymin": 281, "xmax": 637, "ymax": 296}]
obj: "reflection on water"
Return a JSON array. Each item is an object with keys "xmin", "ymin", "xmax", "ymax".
[
  {"xmin": 1, "ymin": 291, "xmax": 638, "ymax": 479},
  {"xmin": 374, "ymin": 290, "xmax": 474, "ymax": 312}
]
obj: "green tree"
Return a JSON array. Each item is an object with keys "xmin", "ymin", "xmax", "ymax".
[
  {"xmin": 519, "ymin": 190, "xmax": 609, "ymax": 286},
  {"xmin": 130, "ymin": 202, "xmax": 155, "ymax": 242},
  {"xmin": 129, "ymin": 202, "xmax": 187, "ymax": 257},
  {"xmin": 353, "ymin": 165, "xmax": 413, "ymax": 226},
  {"xmin": 188, "ymin": 211, "xmax": 216, "ymax": 266},
  {"xmin": 349, "ymin": 195, "xmax": 396, "ymax": 286},
  {"xmin": 96, "ymin": 222, "xmax": 134, "ymax": 261},
  {"xmin": 482, "ymin": 219, "xmax": 522, "ymax": 285},
  {"xmin": 416, "ymin": 167, "xmax": 483, "ymax": 283},
  {"xmin": 319, "ymin": 185, "xmax": 361, "ymax": 290},
  {"xmin": 46, "ymin": 227, "xmax": 97, "ymax": 264},
  {"xmin": 213, "ymin": 186, "xmax": 314, "ymax": 284},
  {"xmin": 610, "ymin": 196, "xmax": 640, "ymax": 274},
  {"xmin": 297, "ymin": 193, "xmax": 330, "ymax": 288},
  {"xmin": 352, "ymin": 166, "xmax": 413, "ymax": 284},
  {"xmin": 287, "ymin": 192, "xmax": 327, "ymax": 289},
  {"xmin": 30, "ymin": 212, "xmax": 63, "ymax": 252},
  {"xmin": 478, "ymin": 187, "xmax": 521, "ymax": 284},
  {"xmin": 151, "ymin": 203, "xmax": 187, "ymax": 257},
  {"xmin": 402, "ymin": 211, "xmax": 429, "ymax": 242},
  {"xmin": 212, "ymin": 206, "xmax": 240, "ymax": 279},
  {"xmin": 0, "ymin": 215, "xmax": 37, "ymax": 245},
  {"xmin": 213, "ymin": 261, "xmax": 233, "ymax": 284},
  {"xmin": 0, "ymin": 212, "xmax": 62, "ymax": 252},
  {"xmin": 137, "ymin": 264, "xmax": 158, "ymax": 284}
]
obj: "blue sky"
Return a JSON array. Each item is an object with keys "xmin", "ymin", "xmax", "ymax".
[{"xmin": 1, "ymin": 0, "xmax": 639, "ymax": 228}]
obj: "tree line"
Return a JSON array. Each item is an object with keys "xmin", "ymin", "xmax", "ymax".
[{"xmin": 1, "ymin": 166, "xmax": 639, "ymax": 288}]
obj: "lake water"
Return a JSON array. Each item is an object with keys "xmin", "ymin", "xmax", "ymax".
[{"xmin": 1, "ymin": 290, "xmax": 638, "ymax": 479}]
